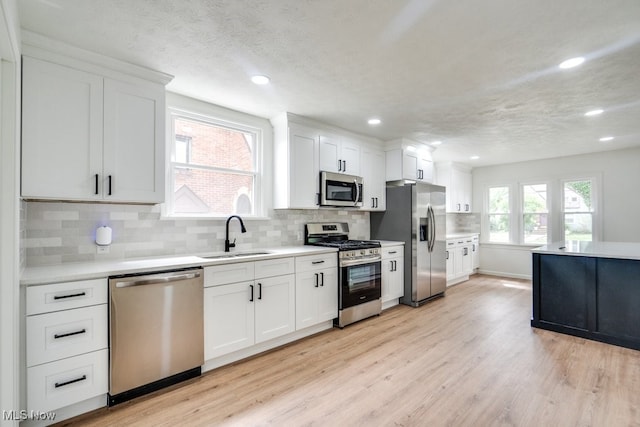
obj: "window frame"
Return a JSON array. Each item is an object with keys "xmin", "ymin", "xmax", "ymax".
[
  {"xmin": 561, "ymin": 177, "xmax": 598, "ymax": 242},
  {"xmin": 521, "ymin": 181, "xmax": 550, "ymax": 245},
  {"xmin": 164, "ymin": 107, "xmax": 264, "ymax": 219},
  {"xmin": 484, "ymin": 184, "xmax": 515, "ymax": 244},
  {"xmin": 482, "ymin": 174, "xmax": 600, "ymax": 246}
]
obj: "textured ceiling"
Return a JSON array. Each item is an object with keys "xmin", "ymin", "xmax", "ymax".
[{"xmin": 17, "ymin": 0, "xmax": 640, "ymax": 167}]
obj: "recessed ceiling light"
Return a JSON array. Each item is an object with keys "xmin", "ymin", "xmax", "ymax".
[
  {"xmin": 599, "ymin": 136, "xmax": 614, "ymax": 142},
  {"xmin": 559, "ymin": 57, "xmax": 585, "ymax": 69},
  {"xmin": 470, "ymin": 155, "xmax": 479, "ymax": 160},
  {"xmin": 367, "ymin": 118, "xmax": 381, "ymax": 125},
  {"xmin": 585, "ymin": 109, "xmax": 604, "ymax": 116},
  {"xmin": 431, "ymin": 140, "xmax": 442, "ymax": 146},
  {"xmin": 251, "ymin": 75, "xmax": 270, "ymax": 85}
]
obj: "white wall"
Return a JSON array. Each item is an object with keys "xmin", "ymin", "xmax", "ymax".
[
  {"xmin": 473, "ymin": 146, "xmax": 640, "ymax": 278},
  {"xmin": 0, "ymin": 0, "xmax": 21, "ymax": 424}
]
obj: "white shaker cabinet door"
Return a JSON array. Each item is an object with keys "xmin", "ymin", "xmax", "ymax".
[
  {"xmin": 254, "ymin": 274, "xmax": 296, "ymax": 344},
  {"xmin": 316, "ymin": 267, "xmax": 338, "ymax": 323},
  {"xmin": 289, "ymin": 124, "xmax": 320, "ymax": 209},
  {"xmin": 204, "ymin": 282, "xmax": 255, "ymax": 359},
  {"xmin": 21, "ymin": 57, "xmax": 104, "ymax": 200},
  {"xmin": 103, "ymin": 78, "xmax": 165, "ymax": 203}
]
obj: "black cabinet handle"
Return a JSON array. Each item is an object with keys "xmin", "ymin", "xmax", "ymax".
[
  {"xmin": 55, "ymin": 375, "xmax": 87, "ymax": 388},
  {"xmin": 314, "ymin": 273, "xmax": 319, "ymax": 287},
  {"xmin": 343, "ymin": 160, "xmax": 346, "ymax": 172},
  {"xmin": 53, "ymin": 292, "xmax": 86, "ymax": 300},
  {"xmin": 258, "ymin": 283, "xmax": 262, "ymax": 300},
  {"xmin": 108, "ymin": 175, "xmax": 112, "ymax": 196},
  {"xmin": 388, "ymin": 251, "xmax": 397, "ymax": 255},
  {"xmin": 249, "ymin": 284, "xmax": 254, "ymax": 302},
  {"xmin": 311, "ymin": 260, "xmax": 325, "ymax": 265},
  {"xmin": 446, "ymin": 250, "xmax": 449, "ymax": 260},
  {"xmin": 338, "ymin": 159, "xmax": 342, "ymax": 171},
  {"xmin": 320, "ymin": 272, "xmax": 324, "ymax": 287},
  {"xmin": 456, "ymin": 203, "xmax": 461, "ymax": 211},
  {"xmin": 94, "ymin": 174, "xmax": 99, "ymax": 195},
  {"xmin": 54, "ymin": 329, "xmax": 86, "ymax": 339}
]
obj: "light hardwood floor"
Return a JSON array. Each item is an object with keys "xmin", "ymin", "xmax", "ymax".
[{"xmin": 58, "ymin": 275, "xmax": 640, "ymax": 426}]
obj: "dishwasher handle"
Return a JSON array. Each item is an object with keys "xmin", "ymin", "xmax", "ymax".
[{"xmin": 114, "ymin": 271, "xmax": 201, "ymax": 288}]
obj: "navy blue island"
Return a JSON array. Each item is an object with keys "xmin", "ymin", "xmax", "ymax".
[{"xmin": 532, "ymin": 241, "xmax": 640, "ymax": 351}]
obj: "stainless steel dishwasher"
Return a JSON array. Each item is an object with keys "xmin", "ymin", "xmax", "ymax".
[{"xmin": 108, "ymin": 268, "xmax": 204, "ymax": 406}]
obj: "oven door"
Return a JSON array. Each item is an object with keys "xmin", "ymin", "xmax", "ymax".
[
  {"xmin": 339, "ymin": 260, "xmax": 382, "ymax": 309},
  {"xmin": 320, "ymin": 171, "xmax": 363, "ymax": 207}
]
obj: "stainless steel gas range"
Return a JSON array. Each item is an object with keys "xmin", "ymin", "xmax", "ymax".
[{"xmin": 305, "ymin": 223, "xmax": 382, "ymax": 328}]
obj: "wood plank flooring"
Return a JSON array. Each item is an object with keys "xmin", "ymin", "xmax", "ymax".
[{"xmin": 57, "ymin": 275, "xmax": 640, "ymax": 426}]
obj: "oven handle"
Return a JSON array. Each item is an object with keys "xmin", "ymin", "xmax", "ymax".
[{"xmin": 339, "ymin": 255, "xmax": 381, "ymax": 267}]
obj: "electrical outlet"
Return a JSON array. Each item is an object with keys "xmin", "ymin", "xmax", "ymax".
[{"xmin": 97, "ymin": 245, "xmax": 110, "ymax": 254}]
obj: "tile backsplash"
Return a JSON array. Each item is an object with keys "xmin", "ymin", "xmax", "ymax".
[
  {"xmin": 446, "ymin": 212, "xmax": 481, "ymax": 235},
  {"xmin": 23, "ymin": 202, "xmax": 370, "ymax": 267}
]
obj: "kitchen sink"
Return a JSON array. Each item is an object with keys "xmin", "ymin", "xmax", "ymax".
[{"xmin": 199, "ymin": 251, "xmax": 272, "ymax": 260}]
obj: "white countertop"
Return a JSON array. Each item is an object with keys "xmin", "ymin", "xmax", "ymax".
[
  {"xmin": 375, "ymin": 240, "xmax": 405, "ymax": 247},
  {"xmin": 532, "ymin": 241, "xmax": 640, "ymax": 261},
  {"xmin": 21, "ymin": 246, "xmax": 337, "ymax": 286}
]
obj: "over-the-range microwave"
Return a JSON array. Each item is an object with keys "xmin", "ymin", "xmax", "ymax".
[{"xmin": 320, "ymin": 171, "xmax": 363, "ymax": 207}]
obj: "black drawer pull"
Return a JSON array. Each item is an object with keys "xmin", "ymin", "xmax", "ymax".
[
  {"xmin": 54, "ymin": 329, "xmax": 86, "ymax": 339},
  {"xmin": 94, "ymin": 174, "xmax": 99, "ymax": 195},
  {"xmin": 311, "ymin": 260, "xmax": 325, "ymax": 265},
  {"xmin": 55, "ymin": 375, "xmax": 87, "ymax": 388},
  {"xmin": 53, "ymin": 292, "xmax": 86, "ymax": 300}
]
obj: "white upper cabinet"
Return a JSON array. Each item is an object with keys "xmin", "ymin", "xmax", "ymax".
[
  {"xmin": 21, "ymin": 55, "xmax": 169, "ymax": 203},
  {"xmin": 361, "ymin": 145, "xmax": 386, "ymax": 211},
  {"xmin": 272, "ymin": 114, "xmax": 320, "ymax": 209},
  {"xmin": 436, "ymin": 162, "xmax": 473, "ymax": 213},
  {"xmin": 102, "ymin": 78, "xmax": 165, "ymax": 203},
  {"xmin": 22, "ymin": 57, "xmax": 104, "ymax": 200},
  {"xmin": 385, "ymin": 140, "xmax": 434, "ymax": 183},
  {"xmin": 319, "ymin": 133, "xmax": 361, "ymax": 175},
  {"xmin": 272, "ymin": 113, "xmax": 380, "ymax": 210}
]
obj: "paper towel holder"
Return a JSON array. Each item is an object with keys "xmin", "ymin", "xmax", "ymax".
[{"xmin": 96, "ymin": 225, "xmax": 112, "ymax": 246}]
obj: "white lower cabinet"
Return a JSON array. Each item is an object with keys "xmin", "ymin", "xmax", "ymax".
[
  {"xmin": 25, "ymin": 278, "xmax": 109, "ymax": 413},
  {"xmin": 446, "ymin": 235, "xmax": 478, "ymax": 285},
  {"xmin": 204, "ymin": 258, "xmax": 295, "ymax": 360},
  {"xmin": 27, "ymin": 349, "xmax": 108, "ymax": 413},
  {"xmin": 295, "ymin": 253, "xmax": 338, "ymax": 330},
  {"xmin": 381, "ymin": 245, "xmax": 404, "ymax": 307}
]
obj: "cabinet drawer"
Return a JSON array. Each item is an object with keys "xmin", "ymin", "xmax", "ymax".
[
  {"xmin": 255, "ymin": 257, "xmax": 294, "ymax": 279},
  {"xmin": 295, "ymin": 253, "xmax": 337, "ymax": 273},
  {"xmin": 27, "ymin": 349, "xmax": 108, "ymax": 413},
  {"xmin": 382, "ymin": 246, "xmax": 403, "ymax": 258},
  {"xmin": 27, "ymin": 305, "xmax": 108, "ymax": 367},
  {"xmin": 204, "ymin": 262, "xmax": 255, "ymax": 287},
  {"xmin": 26, "ymin": 278, "xmax": 107, "ymax": 315}
]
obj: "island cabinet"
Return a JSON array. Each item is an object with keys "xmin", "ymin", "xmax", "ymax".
[
  {"xmin": 21, "ymin": 55, "xmax": 170, "ymax": 203},
  {"xmin": 203, "ymin": 258, "xmax": 296, "ymax": 359},
  {"xmin": 532, "ymin": 248, "xmax": 640, "ymax": 351}
]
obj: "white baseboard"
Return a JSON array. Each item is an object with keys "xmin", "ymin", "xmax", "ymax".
[{"xmin": 478, "ymin": 269, "xmax": 531, "ymax": 280}]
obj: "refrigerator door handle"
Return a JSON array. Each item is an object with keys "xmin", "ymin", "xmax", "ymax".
[{"xmin": 427, "ymin": 205, "xmax": 436, "ymax": 253}]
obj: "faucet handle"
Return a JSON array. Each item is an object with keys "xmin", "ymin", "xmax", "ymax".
[{"xmin": 229, "ymin": 238, "xmax": 236, "ymax": 248}]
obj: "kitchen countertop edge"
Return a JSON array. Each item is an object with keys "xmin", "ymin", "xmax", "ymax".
[
  {"xmin": 531, "ymin": 241, "xmax": 640, "ymax": 261},
  {"xmin": 375, "ymin": 240, "xmax": 405, "ymax": 247},
  {"xmin": 21, "ymin": 246, "xmax": 338, "ymax": 286}
]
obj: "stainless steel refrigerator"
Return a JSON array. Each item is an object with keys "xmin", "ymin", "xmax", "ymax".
[{"xmin": 370, "ymin": 182, "xmax": 447, "ymax": 306}]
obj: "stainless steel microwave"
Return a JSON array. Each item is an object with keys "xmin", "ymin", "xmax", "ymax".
[{"xmin": 320, "ymin": 171, "xmax": 363, "ymax": 207}]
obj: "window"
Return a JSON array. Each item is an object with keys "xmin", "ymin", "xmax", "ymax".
[
  {"xmin": 522, "ymin": 183, "xmax": 548, "ymax": 244},
  {"xmin": 488, "ymin": 186, "xmax": 510, "ymax": 243},
  {"xmin": 563, "ymin": 179, "xmax": 593, "ymax": 241},
  {"xmin": 167, "ymin": 111, "xmax": 261, "ymax": 217}
]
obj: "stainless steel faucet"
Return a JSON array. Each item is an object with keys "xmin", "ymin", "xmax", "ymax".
[{"xmin": 225, "ymin": 215, "xmax": 247, "ymax": 252}]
